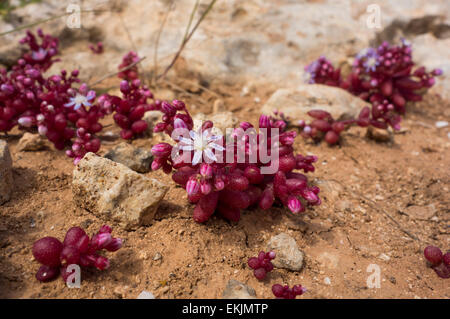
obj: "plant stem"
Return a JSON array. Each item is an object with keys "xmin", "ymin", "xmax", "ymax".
[
  {"xmin": 152, "ymin": 0, "xmax": 176, "ymax": 85},
  {"xmin": 0, "ymin": 9, "xmax": 109, "ymax": 37},
  {"xmin": 89, "ymin": 56, "xmax": 146, "ymax": 87},
  {"xmin": 156, "ymin": 0, "xmax": 217, "ymax": 82},
  {"xmin": 182, "ymin": 0, "xmax": 200, "ymax": 42}
]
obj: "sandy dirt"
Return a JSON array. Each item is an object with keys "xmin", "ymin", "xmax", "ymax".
[{"xmin": 0, "ymin": 72, "xmax": 449, "ymax": 299}]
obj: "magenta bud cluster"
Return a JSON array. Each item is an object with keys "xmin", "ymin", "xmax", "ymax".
[
  {"xmin": 100, "ymin": 76, "xmax": 153, "ymax": 140},
  {"xmin": 89, "ymin": 42, "xmax": 104, "ymax": 54},
  {"xmin": 248, "ymin": 251, "xmax": 276, "ymax": 280},
  {"xmin": 298, "ymin": 40, "xmax": 442, "ymax": 145},
  {"xmin": 0, "ymin": 29, "xmax": 112, "ymax": 164},
  {"xmin": 424, "ymin": 246, "xmax": 450, "ymax": 279},
  {"xmin": 1, "ymin": 31, "xmax": 157, "ymax": 164},
  {"xmin": 272, "ymin": 284, "xmax": 306, "ymax": 299},
  {"xmin": 297, "ymin": 110, "xmax": 351, "ymax": 145},
  {"xmin": 32, "ymin": 225, "xmax": 122, "ymax": 283},
  {"xmin": 151, "ymin": 103, "xmax": 321, "ymax": 223},
  {"xmin": 118, "ymin": 51, "xmax": 140, "ymax": 81}
]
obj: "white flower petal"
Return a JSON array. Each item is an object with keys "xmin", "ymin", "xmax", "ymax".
[
  {"xmin": 192, "ymin": 150, "xmax": 202, "ymax": 165},
  {"xmin": 210, "ymin": 143, "xmax": 225, "ymax": 151},
  {"xmin": 64, "ymin": 101, "xmax": 76, "ymax": 107},
  {"xmin": 189, "ymin": 130, "xmax": 198, "ymax": 140},
  {"xmin": 208, "ymin": 135, "xmax": 222, "ymax": 142},
  {"xmin": 179, "ymin": 137, "xmax": 193, "ymax": 145},
  {"xmin": 204, "ymin": 148, "xmax": 217, "ymax": 162},
  {"xmin": 180, "ymin": 145, "xmax": 194, "ymax": 151}
]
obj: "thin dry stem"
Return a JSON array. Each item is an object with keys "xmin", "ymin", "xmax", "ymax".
[
  {"xmin": 152, "ymin": 0, "xmax": 176, "ymax": 85},
  {"xmin": 156, "ymin": 0, "xmax": 218, "ymax": 82},
  {"xmin": 0, "ymin": 9, "xmax": 110, "ymax": 37},
  {"xmin": 89, "ymin": 56, "xmax": 146, "ymax": 87}
]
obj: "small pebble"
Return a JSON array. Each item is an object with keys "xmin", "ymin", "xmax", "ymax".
[
  {"xmin": 324, "ymin": 277, "xmax": 331, "ymax": 285},
  {"xmin": 137, "ymin": 290, "xmax": 155, "ymax": 299},
  {"xmin": 435, "ymin": 121, "xmax": 448, "ymax": 128},
  {"xmin": 378, "ymin": 253, "xmax": 391, "ymax": 261},
  {"xmin": 153, "ymin": 252, "xmax": 162, "ymax": 261}
]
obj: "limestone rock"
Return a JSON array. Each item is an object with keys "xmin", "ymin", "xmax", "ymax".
[
  {"xmin": 366, "ymin": 126, "xmax": 393, "ymax": 143},
  {"xmin": 104, "ymin": 143, "xmax": 153, "ymax": 173},
  {"xmin": 17, "ymin": 133, "xmax": 47, "ymax": 152},
  {"xmin": 193, "ymin": 112, "xmax": 238, "ymax": 136},
  {"xmin": 72, "ymin": 153, "xmax": 168, "ymax": 229},
  {"xmin": 262, "ymin": 85, "xmax": 370, "ymax": 121},
  {"xmin": 267, "ymin": 233, "xmax": 304, "ymax": 271}
]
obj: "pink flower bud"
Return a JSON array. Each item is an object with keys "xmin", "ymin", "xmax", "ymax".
[
  {"xmin": 161, "ymin": 101, "xmax": 176, "ymax": 116},
  {"xmin": 94, "ymin": 255, "xmax": 110, "ymax": 270},
  {"xmin": 302, "ymin": 190, "xmax": 319, "ymax": 203},
  {"xmin": 287, "ymin": 196, "xmax": 303, "ymax": 214},
  {"xmin": 214, "ymin": 177, "xmax": 225, "ymax": 191},
  {"xmin": 99, "ymin": 225, "xmax": 112, "ymax": 233},
  {"xmin": 153, "ymin": 123, "xmax": 167, "ymax": 133},
  {"xmin": 259, "ymin": 115, "xmax": 270, "ymax": 128},
  {"xmin": 200, "ymin": 180, "xmax": 212, "ymax": 195},
  {"xmin": 186, "ymin": 178, "xmax": 200, "ymax": 196},
  {"xmin": 174, "ymin": 118, "xmax": 188, "ymax": 129},
  {"xmin": 240, "ymin": 122, "xmax": 253, "ymax": 130},
  {"xmin": 105, "ymin": 238, "xmax": 123, "ymax": 252},
  {"xmin": 120, "ymin": 80, "xmax": 130, "ymax": 93},
  {"xmin": 151, "ymin": 143, "xmax": 172, "ymax": 158},
  {"xmin": 172, "ymin": 99, "xmax": 185, "ymax": 110},
  {"xmin": 200, "ymin": 163, "xmax": 213, "ymax": 178},
  {"xmin": 91, "ymin": 232, "xmax": 113, "ymax": 250},
  {"xmin": 151, "ymin": 159, "xmax": 163, "ymax": 171}
]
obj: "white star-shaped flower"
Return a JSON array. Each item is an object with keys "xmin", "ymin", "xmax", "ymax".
[
  {"xmin": 178, "ymin": 129, "xmax": 224, "ymax": 165},
  {"xmin": 64, "ymin": 91, "xmax": 95, "ymax": 111},
  {"xmin": 32, "ymin": 48, "xmax": 47, "ymax": 61}
]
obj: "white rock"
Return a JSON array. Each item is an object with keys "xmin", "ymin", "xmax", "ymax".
[
  {"xmin": 17, "ymin": 133, "xmax": 47, "ymax": 152},
  {"xmin": 435, "ymin": 121, "xmax": 448, "ymax": 128},
  {"xmin": 267, "ymin": 233, "xmax": 304, "ymax": 271},
  {"xmin": 262, "ymin": 85, "xmax": 370, "ymax": 121},
  {"xmin": 72, "ymin": 153, "xmax": 169, "ymax": 230},
  {"xmin": 137, "ymin": 291, "xmax": 155, "ymax": 299},
  {"xmin": 193, "ymin": 112, "xmax": 238, "ymax": 136}
]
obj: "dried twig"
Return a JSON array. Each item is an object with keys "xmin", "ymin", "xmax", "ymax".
[
  {"xmin": 89, "ymin": 56, "xmax": 146, "ymax": 87},
  {"xmin": 156, "ymin": 0, "xmax": 218, "ymax": 82},
  {"xmin": 0, "ymin": 9, "xmax": 110, "ymax": 37},
  {"xmin": 182, "ymin": 0, "xmax": 200, "ymax": 42},
  {"xmin": 152, "ymin": 0, "xmax": 176, "ymax": 84}
]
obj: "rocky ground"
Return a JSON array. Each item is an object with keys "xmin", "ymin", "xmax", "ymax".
[{"xmin": 0, "ymin": 0, "xmax": 449, "ymax": 299}]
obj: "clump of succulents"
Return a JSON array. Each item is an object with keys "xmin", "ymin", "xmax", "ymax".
[
  {"xmin": 424, "ymin": 246, "xmax": 449, "ymax": 279},
  {"xmin": 298, "ymin": 40, "xmax": 442, "ymax": 145},
  {"xmin": 32, "ymin": 225, "xmax": 122, "ymax": 283},
  {"xmin": 248, "ymin": 251, "xmax": 276, "ymax": 280},
  {"xmin": 151, "ymin": 100, "xmax": 321, "ymax": 223}
]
